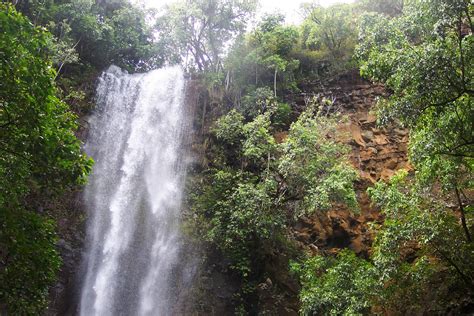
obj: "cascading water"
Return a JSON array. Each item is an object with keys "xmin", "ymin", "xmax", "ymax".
[{"xmin": 80, "ymin": 65, "xmax": 188, "ymax": 315}]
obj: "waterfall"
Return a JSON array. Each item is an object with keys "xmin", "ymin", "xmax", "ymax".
[{"xmin": 80, "ymin": 66, "xmax": 188, "ymax": 315}]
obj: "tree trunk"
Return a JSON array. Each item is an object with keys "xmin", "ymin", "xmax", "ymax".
[
  {"xmin": 274, "ymin": 68, "xmax": 278, "ymax": 98},
  {"xmin": 201, "ymin": 98, "xmax": 207, "ymax": 136},
  {"xmin": 455, "ymin": 186, "xmax": 472, "ymax": 242}
]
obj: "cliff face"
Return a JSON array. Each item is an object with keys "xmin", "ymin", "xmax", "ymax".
[
  {"xmin": 292, "ymin": 70, "xmax": 409, "ymax": 258},
  {"xmin": 251, "ymin": 71, "xmax": 410, "ymax": 315},
  {"xmin": 47, "ymin": 69, "xmax": 410, "ymax": 315},
  {"xmin": 181, "ymin": 70, "xmax": 411, "ymax": 315}
]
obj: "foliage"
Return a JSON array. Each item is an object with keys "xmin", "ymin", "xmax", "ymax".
[
  {"xmin": 239, "ymin": 87, "xmax": 276, "ymax": 119},
  {"xmin": 6, "ymin": 0, "xmax": 473, "ymax": 314},
  {"xmin": 294, "ymin": 1, "xmax": 474, "ymax": 314},
  {"xmin": 0, "ymin": 210, "xmax": 61, "ymax": 315},
  {"xmin": 278, "ymin": 108, "xmax": 358, "ymax": 216},
  {"xmin": 0, "ymin": 3, "xmax": 92, "ymax": 201},
  {"xmin": 191, "ymin": 169, "xmax": 283, "ymax": 277},
  {"xmin": 213, "ymin": 109, "xmax": 245, "ymax": 146},
  {"xmin": 297, "ymin": 3, "xmax": 358, "ymax": 78},
  {"xmin": 358, "ymin": 0, "xmax": 404, "ymax": 16},
  {"xmin": 357, "ymin": 0, "xmax": 474, "ymax": 184},
  {"xmin": 44, "ymin": 19, "xmax": 80, "ymax": 72},
  {"xmin": 190, "ymin": 100, "xmax": 357, "ymax": 312},
  {"xmin": 223, "ymin": 3, "xmax": 360, "ymax": 108},
  {"xmin": 226, "ymin": 13, "xmax": 300, "ymax": 98},
  {"xmin": 0, "ymin": 5, "xmax": 92, "ymax": 313},
  {"xmin": 300, "ymin": 4, "xmax": 357, "ymax": 61},
  {"xmin": 368, "ymin": 171, "xmax": 474, "ymax": 313},
  {"xmin": 272, "ymin": 102, "xmax": 292, "ymax": 129},
  {"xmin": 242, "ymin": 113, "xmax": 276, "ymax": 162},
  {"xmin": 156, "ymin": 0, "xmax": 257, "ymax": 72},
  {"xmin": 292, "ymin": 170, "xmax": 474, "ymax": 315},
  {"xmin": 291, "ymin": 250, "xmax": 377, "ymax": 316},
  {"xmin": 357, "ymin": 5, "xmax": 474, "ymax": 309},
  {"xmin": 13, "ymin": 0, "xmax": 164, "ymax": 72}
]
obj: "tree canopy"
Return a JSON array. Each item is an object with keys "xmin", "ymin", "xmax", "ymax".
[{"xmin": 156, "ymin": 0, "xmax": 257, "ymax": 71}]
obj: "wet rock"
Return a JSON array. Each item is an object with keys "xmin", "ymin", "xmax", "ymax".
[{"xmin": 57, "ymin": 239, "xmax": 73, "ymax": 253}]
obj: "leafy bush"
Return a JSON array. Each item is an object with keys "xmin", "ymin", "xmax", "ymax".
[
  {"xmin": 242, "ymin": 113, "xmax": 276, "ymax": 162},
  {"xmin": 190, "ymin": 169, "xmax": 283, "ymax": 277},
  {"xmin": 0, "ymin": 210, "xmax": 61, "ymax": 315},
  {"xmin": 239, "ymin": 87, "xmax": 276, "ymax": 119},
  {"xmin": 367, "ymin": 171, "xmax": 474, "ymax": 313},
  {"xmin": 272, "ymin": 102, "xmax": 292, "ymax": 129},
  {"xmin": 278, "ymin": 108, "xmax": 358, "ymax": 216},
  {"xmin": 213, "ymin": 109, "xmax": 245, "ymax": 146},
  {"xmin": 291, "ymin": 250, "xmax": 377, "ymax": 316}
]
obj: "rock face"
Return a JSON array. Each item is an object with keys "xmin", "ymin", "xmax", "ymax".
[
  {"xmin": 46, "ymin": 190, "xmax": 86, "ymax": 316},
  {"xmin": 178, "ymin": 71, "xmax": 411, "ymax": 315},
  {"xmin": 291, "ymin": 71, "xmax": 410, "ymax": 262},
  {"xmin": 236, "ymin": 71, "xmax": 410, "ymax": 314}
]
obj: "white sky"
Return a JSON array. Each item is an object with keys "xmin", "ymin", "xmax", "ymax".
[{"xmin": 140, "ymin": 0, "xmax": 356, "ymax": 24}]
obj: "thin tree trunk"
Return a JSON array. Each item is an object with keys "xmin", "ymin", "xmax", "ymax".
[
  {"xmin": 255, "ymin": 64, "xmax": 258, "ymax": 85},
  {"xmin": 225, "ymin": 70, "xmax": 230, "ymax": 91},
  {"xmin": 455, "ymin": 186, "xmax": 472, "ymax": 242},
  {"xmin": 267, "ymin": 152, "xmax": 270, "ymax": 175},
  {"xmin": 274, "ymin": 69, "xmax": 278, "ymax": 98},
  {"xmin": 435, "ymin": 246, "xmax": 472, "ymax": 286},
  {"xmin": 201, "ymin": 98, "xmax": 207, "ymax": 136}
]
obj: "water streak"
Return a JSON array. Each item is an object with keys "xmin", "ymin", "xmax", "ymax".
[{"xmin": 80, "ymin": 66, "xmax": 187, "ymax": 315}]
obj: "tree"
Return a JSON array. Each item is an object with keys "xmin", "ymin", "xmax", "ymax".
[
  {"xmin": 291, "ymin": 169, "xmax": 474, "ymax": 315},
  {"xmin": 297, "ymin": 3, "xmax": 357, "ymax": 78},
  {"xmin": 357, "ymin": 0, "xmax": 473, "ymax": 239},
  {"xmin": 224, "ymin": 13, "xmax": 300, "ymax": 105},
  {"xmin": 156, "ymin": 0, "xmax": 257, "ymax": 72},
  {"xmin": 13, "ymin": 0, "xmax": 164, "ymax": 72},
  {"xmin": 359, "ymin": 0, "xmax": 404, "ymax": 16},
  {"xmin": 278, "ymin": 106, "xmax": 358, "ymax": 216},
  {"xmin": 0, "ymin": 5, "xmax": 92, "ymax": 313},
  {"xmin": 367, "ymin": 170, "xmax": 474, "ymax": 313},
  {"xmin": 291, "ymin": 250, "xmax": 377, "ymax": 315},
  {"xmin": 300, "ymin": 3, "xmax": 357, "ymax": 60}
]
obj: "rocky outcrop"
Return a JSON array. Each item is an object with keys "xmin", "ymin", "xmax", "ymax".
[
  {"xmin": 245, "ymin": 72, "xmax": 412, "ymax": 315},
  {"xmin": 181, "ymin": 70, "xmax": 412, "ymax": 315},
  {"xmin": 292, "ymin": 70, "xmax": 409, "ymax": 258}
]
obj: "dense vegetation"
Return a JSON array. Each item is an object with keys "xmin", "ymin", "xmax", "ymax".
[
  {"xmin": 1, "ymin": 0, "xmax": 161, "ymax": 313},
  {"xmin": 294, "ymin": 1, "xmax": 474, "ymax": 314},
  {"xmin": 0, "ymin": 0, "xmax": 472, "ymax": 314},
  {"xmin": 189, "ymin": 103, "xmax": 357, "ymax": 310},
  {"xmin": 0, "ymin": 4, "xmax": 92, "ymax": 313},
  {"xmin": 186, "ymin": 0, "xmax": 474, "ymax": 313}
]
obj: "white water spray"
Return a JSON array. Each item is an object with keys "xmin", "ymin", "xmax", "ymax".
[{"xmin": 80, "ymin": 66, "xmax": 187, "ymax": 315}]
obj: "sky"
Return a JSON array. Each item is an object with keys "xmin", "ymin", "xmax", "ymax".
[{"xmin": 141, "ymin": 0, "xmax": 356, "ymax": 24}]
